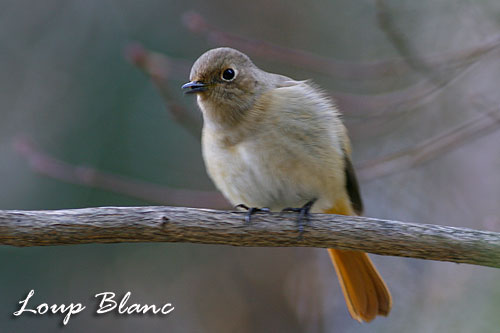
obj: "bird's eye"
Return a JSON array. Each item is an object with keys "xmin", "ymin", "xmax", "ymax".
[{"xmin": 221, "ymin": 68, "xmax": 236, "ymax": 81}]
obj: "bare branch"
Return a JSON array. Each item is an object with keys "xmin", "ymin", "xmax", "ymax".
[
  {"xmin": 336, "ymin": 79, "xmax": 439, "ymax": 119},
  {"xmin": 357, "ymin": 106, "xmax": 500, "ymax": 181},
  {"xmin": 14, "ymin": 43, "xmax": 500, "ymax": 206},
  {"xmin": 13, "ymin": 137, "xmax": 230, "ymax": 209},
  {"xmin": 16, "ymin": 97, "xmax": 500, "ymax": 203},
  {"xmin": 182, "ymin": 11, "xmax": 500, "ymax": 80},
  {"xmin": 125, "ymin": 43, "xmax": 488, "ymax": 126},
  {"xmin": 1, "ymin": 206, "xmax": 499, "ymax": 268},
  {"xmin": 181, "ymin": 11, "xmax": 406, "ymax": 79},
  {"xmin": 375, "ymin": 0, "xmax": 443, "ymax": 84},
  {"xmin": 125, "ymin": 43, "xmax": 202, "ymax": 137}
]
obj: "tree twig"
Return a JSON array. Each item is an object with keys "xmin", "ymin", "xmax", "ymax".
[
  {"xmin": 15, "ymin": 96, "xmax": 500, "ymax": 206},
  {"xmin": 124, "ymin": 42, "xmax": 432, "ymax": 121},
  {"xmin": 125, "ymin": 43, "xmax": 202, "ymax": 138},
  {"xmin": 182, "ymin": 11, "xmax": 500, "ymax": 80},
  {"xmin": 357, "ymin": 105, "xmax": 500, "ymax": 181},
  {"xmin": 1, "ymin": 206, "xmax": 499, "ymax": 268},
  {"xmin": 125, "ymin": 42, "xmax": 489, "ymax": 126},
  {"xmin": 375, "ymin": 0, "xmax": 443, "ymax": 84},
  {"xmin": 14, "ymin": 45, "xmax": 500, "ymax": 207},
  {"xmin": 13, "ymin": 137, "xmax": 230, "ymax": 209}
]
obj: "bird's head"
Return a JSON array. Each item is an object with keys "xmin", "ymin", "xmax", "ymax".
[{"xmin": 182, "ymin": 47, "xmax": 267, "ymax": 127}]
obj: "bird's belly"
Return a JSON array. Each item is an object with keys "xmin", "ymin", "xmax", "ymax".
[{"xmin": 204, "ymin": 141, "xmax": 329, "ymax": 211}]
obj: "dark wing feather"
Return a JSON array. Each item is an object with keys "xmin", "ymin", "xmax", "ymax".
[{"xmin": 343, "ymin": 151, "xmax": 363, "ymax": 215}]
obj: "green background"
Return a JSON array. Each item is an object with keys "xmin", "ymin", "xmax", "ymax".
[{"xmin": 1, "ymin": 0, "xmax": 500, "ymax": 332}]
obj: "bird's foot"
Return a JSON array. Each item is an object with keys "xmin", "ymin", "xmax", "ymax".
[
  {"xmin": 281, "ymin": 198, "xmax": 317, "ymax": 240},
  {"xmin": 235, "ymin": 204, "xmax": 270, "ymax": 224}
]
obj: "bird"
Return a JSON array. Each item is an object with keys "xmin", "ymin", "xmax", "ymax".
[{"xmin": 182, "ymin": 47, "xmax": 392, "ymax": 322}]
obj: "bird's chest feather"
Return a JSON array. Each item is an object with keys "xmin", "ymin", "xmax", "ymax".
[{"xmin": 202, "ymin": 131, "xmax": 322, "ymax": 210}]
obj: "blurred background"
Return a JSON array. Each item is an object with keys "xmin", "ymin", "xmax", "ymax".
[{"xmin": 1, "ymin": 0, "xmax": 500, "ymax": 332}]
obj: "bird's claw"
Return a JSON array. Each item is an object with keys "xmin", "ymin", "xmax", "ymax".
[
  {"xmin": 280, "ymin": 198, "xmax": 317, "ymax": 240},
  {"xmin": 235, "ymin": 204, "xmax": 270, "ymax": 224}
]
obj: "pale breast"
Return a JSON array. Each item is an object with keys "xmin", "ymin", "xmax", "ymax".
[
  {"xmin": 200, "ymin": 82, "xmax": 348, "ymax": 212},
  {"xmin": 202, "ymin": 127, "xmax": 344, "ymax": 212}
]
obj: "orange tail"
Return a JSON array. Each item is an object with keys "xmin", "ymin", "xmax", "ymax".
[
  {"xmin": 324, "ymin": 201, "xmax": 391, "ymax": 322},
  {"xmin": 328, "ymin": 249, "xmax": 392, "ymax": 322}
]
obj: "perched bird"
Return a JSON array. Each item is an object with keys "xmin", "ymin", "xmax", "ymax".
[{"xmin": 182, "ymin": 47, "xmax": 392, "ymax": 322}]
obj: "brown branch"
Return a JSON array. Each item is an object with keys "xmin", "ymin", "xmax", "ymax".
[
  {"xmin": 182, "ymin": 11, "xmax": 500, "ymax": 80},
  {"xmin": 125, "ymin": 43, "xmax": 202, "ymax": 137},
  {"xmin": 181, "ymin": 11, "xmax": 405, "ymax": 79},
  {"xmin": 357, "ymin": 106, "xmax": 500, "ymax": 181},
  {"xmin": 1, "ymin": 206, "xmax": 499, "ymax": 268},
  {"xmin": 125, "ymin": 41, "xmax": 493, "ymax": 126},
  {"xmin": 346, "ymin": 58, "xmax": 483, "ymax": 140},
  {"xmin": 14, "ymin": 45, "xmax": 499, "ymax": 203},
  {"xmin": 125, "ymin": 43, "xmax": 444, "ymax": 128},
  {"xmin": 13, "ymin": 137, "xmax": 230, "ymax": 209},
  {"xmin": 125, "ymin": 42, "xmax": 493, "ymax": 128},
  {"xmin": 15, "ymin": 97, "xmax": 500, "ymax": 203},
  {"xmin": 336, "ymin": 79, "xmax": 439, "ymax": 119},
  {"xmin": 375, "ymin": 0, "xmax": 443, "ymax": 84}
]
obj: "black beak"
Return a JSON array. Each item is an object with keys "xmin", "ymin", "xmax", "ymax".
[{"xmin": 182, "ymin": 81, "xmax": 208, "ymax": 94}]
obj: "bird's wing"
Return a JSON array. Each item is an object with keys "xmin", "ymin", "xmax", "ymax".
[{"xmin": 342, "ymin": 150, "xmax": 364, "ymax": 215}]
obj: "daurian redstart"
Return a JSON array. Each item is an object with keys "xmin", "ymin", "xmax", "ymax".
[{"xmin": 182, "ymin": 47, "xmax": 392, "ymax": 322}]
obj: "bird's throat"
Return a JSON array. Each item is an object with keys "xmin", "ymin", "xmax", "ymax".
[{"xmin": 197, "ymin": 95, "xmax": 249, "ymax": 130}]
